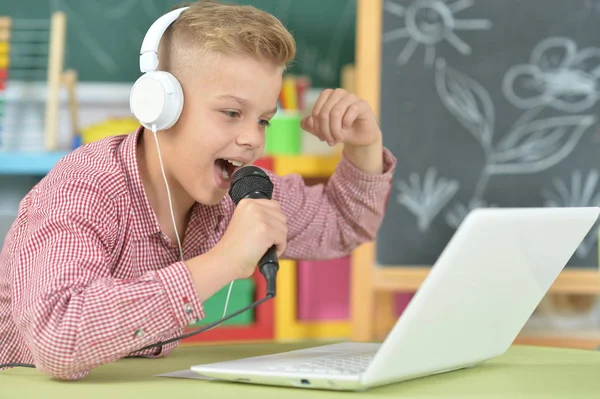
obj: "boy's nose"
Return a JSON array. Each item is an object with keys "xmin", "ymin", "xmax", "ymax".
[{"xmin": 236, "ymin": 127, "xmax": 263, "ymax": 149}]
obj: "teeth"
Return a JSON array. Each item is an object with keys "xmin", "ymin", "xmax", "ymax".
[
  {"xmin": 222, "ymin": 168, "xmax": 229, "ymax": 180},
  {"xmin": 226, "ymin": 159, "xmax": 243, "ymax": 167}
]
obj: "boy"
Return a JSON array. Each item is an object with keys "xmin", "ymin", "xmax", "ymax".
[{"xmin": 0, "ymin": 0, "xmax": 396, "ymax": 380}]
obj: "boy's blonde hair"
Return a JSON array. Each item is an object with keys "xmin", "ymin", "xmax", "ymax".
[{"xmin": 158, "ymin": 0, "xmax": 296, "ymax": 75}]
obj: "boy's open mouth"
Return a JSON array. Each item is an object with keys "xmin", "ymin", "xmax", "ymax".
[{"xmin": 214, "ymin": 158, "xmax": 244, "ymax": 188}]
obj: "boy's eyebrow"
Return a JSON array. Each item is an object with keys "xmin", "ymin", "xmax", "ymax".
[
  {"xmin": 216, "ymin": 94, "xmax": 277, "ymax": 114},
  {"xmin": 217, "ymin": 94, "xmax": 249, "ymax": 105}
]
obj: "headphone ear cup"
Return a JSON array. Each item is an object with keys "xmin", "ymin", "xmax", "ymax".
[{"xmin": 130, "ymin": 71, "xmax": 184, "ymax": 131}]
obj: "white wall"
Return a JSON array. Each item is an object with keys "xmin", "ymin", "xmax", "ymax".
[{"xmin": 1, "ymin": 82, "xmax": 136, "ymax": 151}]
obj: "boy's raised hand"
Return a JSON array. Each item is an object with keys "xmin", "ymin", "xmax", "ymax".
[{"xmin": 300, "ymin": 88, "xmax": 382, "ymax": 148}]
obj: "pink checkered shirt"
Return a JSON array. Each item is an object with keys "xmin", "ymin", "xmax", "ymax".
[{"xmin": 0, "ymin": 126, "xmax": 396, "ymax": 379}]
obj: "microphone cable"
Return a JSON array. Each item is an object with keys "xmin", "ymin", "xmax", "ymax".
[
  {"xmin": 0, "ymin": 273, "xmax": 276, "ymax": 369},
  {"xmin": 137, "ymin": 265, "xmax": 277, "ymax": 351}
]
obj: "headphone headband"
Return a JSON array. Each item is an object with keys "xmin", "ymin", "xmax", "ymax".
[
  {"xmin": 139, "ymin": 6, "xmax": 189, "ymax": 73},
  {"xmin": 130, "ymin": 6, "xmax": 187, "ymax": 131}
]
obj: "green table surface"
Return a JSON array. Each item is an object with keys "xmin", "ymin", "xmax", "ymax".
[{"xmin": 2, "ymin": 341, "xmax": 600, "ymax": 398}]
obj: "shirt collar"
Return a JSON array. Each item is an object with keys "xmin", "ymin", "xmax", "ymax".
[
  {"xmin": 120, "ymin": 126, "xmax": 231, "ymax": 240},
  {"xmin": 120, "ymin": 126, "xmax": 162, "ymax": 239}
]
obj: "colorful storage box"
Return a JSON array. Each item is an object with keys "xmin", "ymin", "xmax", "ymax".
[
  {"xmin": 191, "ymin": 277, "xmax": 255, "ymax": 327},
  {"xmin": 252, "ymin": 156, "xmax": 274, "ymax": 172},
  {"xmin": 395, "ymin": 292, "xmax": 414, "ymax": 315},
  {"xmin": 297, "ymin": 256, "xmax": 351, "ymax": 321},
  {"xmin": 265, "ymin": 111, "xmax": 301, "ymax": 155},
  {"xmin": 81, "ymin": 117, "xmax": 139, "ymax": 144}
]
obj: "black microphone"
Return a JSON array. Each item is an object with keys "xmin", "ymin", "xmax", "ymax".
[{"xmin": 228, "ymin": 166, "xmax": 279, "ymax": 297}]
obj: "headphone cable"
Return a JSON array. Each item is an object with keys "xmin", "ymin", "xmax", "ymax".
[{"xmin": 150, "ymin": 124, "xmax": 236, "ymax": 317}]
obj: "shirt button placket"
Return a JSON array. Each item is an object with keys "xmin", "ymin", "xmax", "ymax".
[{"xmin": 134, "ymin": 329, "xmax": 146, "ymax": 338}]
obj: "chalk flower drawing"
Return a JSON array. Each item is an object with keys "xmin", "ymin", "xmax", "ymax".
[
  {"xmin": 382, "ymin": 0, "xmax": 491, "ymax": 67},
  {"xmin": 431, "ymin": 57, "xmax": 596, "ymax": 229},
  {"xmin": 488, "ymin": 114, "xmax": 596, "ymax": 175},
  {"xmin": 395, "ymin": 167, "xmax": 459, "ymax": 232},
  {"xmin": 584, "ymin": 0, "xmax": 600, "ymax": 12},
  {"xmin": 541, "ymin": 169, "xmax": 600, "ymax": 258},
  {"xmin": 502, "ymin": 37, "xmax": 600, "ymax": 113}
]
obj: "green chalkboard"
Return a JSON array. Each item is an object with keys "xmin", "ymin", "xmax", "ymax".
[
  {"xmin": 377, "ymin": 0, "xmax": 600, "ymax": 268},
  {"xmin": 0, "ymin": 0, "xmax": 356, "ymax": 87}
]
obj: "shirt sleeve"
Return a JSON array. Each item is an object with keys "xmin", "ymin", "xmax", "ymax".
[
  {"xmin": 270, "ymin": 146, "xmax": 397, "ymax": 260},
  {"xmin": 8, "ymin": 178, "xmax": 203, "ymax": 380}
]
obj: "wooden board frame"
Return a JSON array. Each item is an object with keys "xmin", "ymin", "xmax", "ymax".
[{"xmin": 350, "ymin": 0, "xmax": 600, "ymax": 346}]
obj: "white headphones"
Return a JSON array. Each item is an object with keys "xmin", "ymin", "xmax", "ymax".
[{"xmin": 129, "ymin": 7, "xmax": 189, "ymax": 131}]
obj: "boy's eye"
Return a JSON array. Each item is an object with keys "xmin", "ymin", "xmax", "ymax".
[
  {"xmin": 223, "ymin": 110, "xmax": 240, "ymax": 118},
  {"xmin": 221, "ymin": 110, "xmax": 270, "ymax": 127}
]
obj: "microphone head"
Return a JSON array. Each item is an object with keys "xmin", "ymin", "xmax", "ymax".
[{"xmin": 228, "ymin": 165, "xmax": 274, "ymax": 204}]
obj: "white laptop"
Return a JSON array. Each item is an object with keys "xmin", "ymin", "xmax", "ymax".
[{"xmin": 190, "ymin": 207, "xmax": 600, "ymax": 391}]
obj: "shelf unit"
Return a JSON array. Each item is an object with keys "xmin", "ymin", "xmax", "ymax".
[
  {"xmin": 0, "ymin": 151, "xmax": 70, "ymax": 175},
  {"xmin": 171, "ymin": 152, "xmax": 348, "ymax": 343},
  {"xmin": 269, "ymin": 153, "xmax": 352, "ymax": 341},
  {"xmin": 1, "ymin": 137, "xmax": 350, "ymax": 344}
]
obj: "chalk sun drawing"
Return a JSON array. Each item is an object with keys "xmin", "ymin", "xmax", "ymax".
[{"xmin": 382, "ymin": 0, "xmax": 491, "ymax": 67}]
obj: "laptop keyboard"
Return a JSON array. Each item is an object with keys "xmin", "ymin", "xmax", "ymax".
[{"xmin": 261, "ymin": 352, "xmax": 374, "ymax": 375}]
